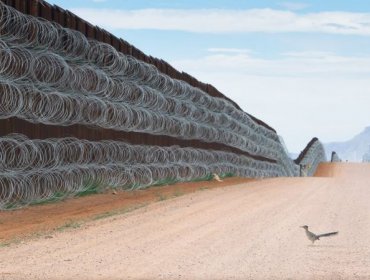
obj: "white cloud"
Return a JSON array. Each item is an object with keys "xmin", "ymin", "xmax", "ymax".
[
  {"xmin": 71, "ymin": 8, "xmax": 370, "ymax": 35},
  {"xmin": 179, "ymin": 50, "xmax": 370, "ymax": 78},
  {"xmin": 278, "ymin": 2, "xmax": 309, "ymax": 11},
  {"xmin": 170, "ymin": 52, "xmax": 370, "ymax": 152},
  {"xmin": 207, "ymin": 48, "xmax": 253, "ymax": 55}
]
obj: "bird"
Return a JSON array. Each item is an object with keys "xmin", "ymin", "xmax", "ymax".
[
  {"xmin": 212, "ymin": 173, "xmax": 223, "ymax": 182},
  {"xmin": 300, "ymin": 225, "xmax": 338, "ymax": 244}
]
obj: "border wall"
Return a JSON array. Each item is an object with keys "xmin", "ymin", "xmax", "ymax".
[{"xmin": 0, "ymin": 0, "xmax": 327, "ymax": 209}]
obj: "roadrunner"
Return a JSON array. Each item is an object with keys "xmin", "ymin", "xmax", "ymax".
[{"xmin": 300, "ymin": 225, "xmax": 338, "ymax": 244}]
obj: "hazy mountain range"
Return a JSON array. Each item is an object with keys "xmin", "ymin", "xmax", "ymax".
[{"xmin": 324, "ymin": 126, "xmax": 370, "ymax": 162}]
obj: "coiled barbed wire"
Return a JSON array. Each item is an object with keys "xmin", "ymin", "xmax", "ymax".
[
  {"xmin": 0, "ymin": 39, "xmax": 282, "ymax": 159},
  {"xmin": 0, "ymin": 2, "xmax": 303, "ymax": 175},
  {"xmin": 0, "ymin": 3, "xmax": 304, "ymax": 175},
  {"xmin": 0, "ymin": 79, "xmax": 284, "ymax": 161},
  {"xmin": 0, "ymin": 134, "xmax": 283, "ymax": 209},
  {"xmin": 0, "ymin": 1, "xmax": 329, "ymax": 210},
  {"xmin": 0, "ymin": 2, "xmax": 278, "ymax": 141},
  {"xmin": 298, "ymin": 140, "xmax": 327, "ymax": 176},
  {"xmin": 330, "ymin": 152, "xmax": 341, "ymax": 163}
]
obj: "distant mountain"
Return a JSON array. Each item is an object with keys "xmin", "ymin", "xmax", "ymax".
[
  {"xmin": 363, "ymin": 149, "xmax": 370, "ymax": 162},
  {"xmin": 324, "ymin": 126, "xmax": 370, "ymax": 162}
]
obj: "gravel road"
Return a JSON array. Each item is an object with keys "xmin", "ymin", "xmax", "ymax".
[{"xmin": 1, "ymin": 163, "xmax": 369, "ymax": 279}]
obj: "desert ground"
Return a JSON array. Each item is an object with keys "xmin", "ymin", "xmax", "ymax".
[{"xmin": 1, "ymin": 163, "xmax": 370, "ymax": 279}]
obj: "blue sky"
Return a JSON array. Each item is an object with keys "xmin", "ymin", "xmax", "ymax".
[
  {"xmin": 48, "ymin": 0, "xmax": 370, "ymax": 12},
  {"xmin": 47, "ymin": 0, "xmax": 370, "ymax": 153}
]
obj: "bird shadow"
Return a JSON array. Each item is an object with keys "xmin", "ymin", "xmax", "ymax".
[{"xmin": 307, "ymin": 244, "xmax": 343, "ymax": 248}]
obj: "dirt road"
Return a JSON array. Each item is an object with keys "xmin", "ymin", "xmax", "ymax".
[{"xmin": 1, "ymin": 163, "xmax": 370, "ymax": 279}]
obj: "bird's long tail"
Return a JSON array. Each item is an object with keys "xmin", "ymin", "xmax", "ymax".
[{"xmin": 317, "ymin": 231, "xmax": 338, "ymax": 238}]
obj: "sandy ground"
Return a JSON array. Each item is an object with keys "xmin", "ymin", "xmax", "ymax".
[
  {"xmin": 1, "ymin": 163, "xmax": 370, "ymax": 279},
  {"xmin": 0, "ymin": 177, "xmax": 251, "ymax": 241}
]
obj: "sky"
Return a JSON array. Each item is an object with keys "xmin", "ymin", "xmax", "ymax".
[{"xmin": 47, "ymin": 0, "xmax": 370, "ymax": 153}]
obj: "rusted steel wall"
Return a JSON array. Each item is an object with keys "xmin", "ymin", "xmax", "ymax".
[{"xmin": 1, "ymin": 0, "xmax": 275, "ymax": 133}]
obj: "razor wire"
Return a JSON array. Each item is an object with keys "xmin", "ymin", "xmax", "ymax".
[
  {"xmin": 297, "ymin": 140, "xmax": 326, "ymax": 176},
  {"xmin": 0, "ymin": 2, "xmax": 303, "ymax": 175},
  {"xmin": 0, "ymin": 42, "xmax": 298, "ymax": 174},
  {"xmin": 0, "ymin": 2, "xmax": 278, "ymax": 141},
  {"xmin": 0, "ymin": 79, "xmax": 280, "ymax": 159},
  {"xmin": 0, "ymin": 134, "xmax": 284, "ymax": 209},
  {"xmin": 330, "ymin": 152, "xmax": 341, "ymax": 163},
  {"xmin": 0, "ymin": 39, "xmax": 282, "ymax": 160},
  {"xmin": 0, "ymin": 0, "xmax": 309, "ymax": 188}
]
